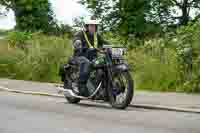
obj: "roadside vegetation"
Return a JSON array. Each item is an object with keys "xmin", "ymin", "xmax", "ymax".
[
  {"xmin": 0, "ymin": 0, "xmax": 200, "ymax": 93},
  {"xmin": 0, "ymin": 21, "xmax": 199, "ymax": 93}
]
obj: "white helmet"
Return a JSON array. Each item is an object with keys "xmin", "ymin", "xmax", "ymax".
[{"xmin": 84, "ymin": 16, "xmax": 100, "ymax": 25}]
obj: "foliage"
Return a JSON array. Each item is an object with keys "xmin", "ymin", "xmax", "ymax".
[
  {"xmin": 7, "ymin": 31, "xmax": 33, "ymax": 49},
  {"xmin": 175, "ymin": 20, "xmax": 200, "ymax": 92},
  {"xmin": 53, "ymin": 24, "xmax": 74, "ymax": 37},
  {"xmin": 79, "ymin": 0, "xmax": 145, "ymax": 38},
  {"xmin": 127, "ymin": 39, "xmax": 178, "ymax": 91},
  {"xmin": 103, "ymin": 21, "xmax": 200, "ymax": 93},
  {"xmin": 0, "ymin": 26, "xmax": 200, "ymax": 93},
  {"xmin": 0, "ymin": 33, "xmax": 72, "ymax": 82},
  {"xmin": 0, "ymin": 0, "xmax": 56, "ymax": 32},
  {"xmin": 0, "ymin": 29, "xmax": 8, "ymax": 36},
  {"xmin": 0, "ymin": 0, "xmax": 200, "ymax": 93},
  {"xmin": 146, "ymin": 0, "xmax": 200, "ymax": 26},
  {"xmin": 80, "ymin": 0, "xmax": 200, "ymax": 39}
]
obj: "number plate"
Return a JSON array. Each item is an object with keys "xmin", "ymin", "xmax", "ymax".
[{"xmin": 112, "ymin": 48, "xmax": 124, "ymax": 57}]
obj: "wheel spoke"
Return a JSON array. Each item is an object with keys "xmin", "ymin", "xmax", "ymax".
[{"xmin": 112, "ymin": 72, "xmax": 130, "ymax": 105}]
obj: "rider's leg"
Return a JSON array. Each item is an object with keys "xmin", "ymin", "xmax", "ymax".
[{"xmin": 77, "ymin": 56, "xmax": 91, "ymax": 96}]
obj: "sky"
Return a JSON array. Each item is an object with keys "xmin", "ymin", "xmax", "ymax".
[{"xmin": 0, "ymin": 0, "xmax": 89, "ymax": 29}]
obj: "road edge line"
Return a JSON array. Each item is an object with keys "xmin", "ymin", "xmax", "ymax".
[
  {"xmin": 1, "ymin": 86, "xmax": 200, "ymax": 114},
  {"xmin": 131, "ymin": 104, "xmax": 200, "ymax": 114},
  {"xmin": 0, "ymin": 86, "xmax": 63, "ymax": 98}
]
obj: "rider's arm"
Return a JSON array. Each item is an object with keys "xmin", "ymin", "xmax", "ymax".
[
  {"xmin": 98, "ymin": 34, "xmax": 110, "ymax": 49},
  {"xmin": 72, "ymin": 32, "xmax": 88, "ymax": 56},
  {"xmin": 73, "ymin": 32, "xmax": 83, "ymax": 49}
]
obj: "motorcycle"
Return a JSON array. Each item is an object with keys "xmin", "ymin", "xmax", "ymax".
[{"xmin": 58, "ymin": 45, "xmax": 134, "ymax": 109}]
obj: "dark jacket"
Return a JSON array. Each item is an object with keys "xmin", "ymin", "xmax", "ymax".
[{"xmin": 72, "ymin": 31, "xmax": 108, "ymax": 58}]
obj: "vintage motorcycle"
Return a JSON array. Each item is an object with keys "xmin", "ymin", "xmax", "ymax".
[{"xmin": 58, "ymin": 45, "xmax": 134, "ymax": 109}]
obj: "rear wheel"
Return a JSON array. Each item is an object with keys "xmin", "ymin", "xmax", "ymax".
[
  {"xmin": 64, "ymin": 95, "xmax": 81, "ymax": 104},
  {"xmin": 63, "ymin": 72, "xmax": 81, "ymax": 104},
  {"xmin": 108, "ymin": 71, "xmax": 134, "ymax": 109}
]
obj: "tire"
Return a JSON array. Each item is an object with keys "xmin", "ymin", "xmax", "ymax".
[
  {"xmin": 64, "ymin": 94, "xmax": 81, "ymax": 104},
  {"xmin": 108, "ymin": 71, "xmax": 134, "ymax": 109},
  {"xmin": 63, "ymin": 75, "xmax": 81, "ymax": 104}
]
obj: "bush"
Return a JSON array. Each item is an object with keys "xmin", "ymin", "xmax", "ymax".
[
  {"xmin": 0, "ymin": 25, "xmax": 199, "ymax": 93},
  {"xmin": 0, "ymin": 33, "xmax": 72, "ymax": 83},
  {"xmin": 127, "ymin": 47, "xmax": 178, "ymax": 91},
  {"xmin": 7, "ymin": 31, "xmax": 33, "ymax": 49},
  {"xmin": 175, "ymin": 20, "xmax": 200, "ymax": 93}
]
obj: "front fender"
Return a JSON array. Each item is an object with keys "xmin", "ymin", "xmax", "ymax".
[{"xmin": 113, "ymin": 64, "xmax": 130, "ymax": 72}]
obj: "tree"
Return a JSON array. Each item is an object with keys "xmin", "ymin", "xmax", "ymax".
[
  {"xmin": 145, "ymin": 0, "xmax": 172, "ymax": 25},
  {"xmin": 72, "ymin": 16, "xmax": 84, "ymax": 28},
  {"xmin": 170, "ymin": 0, "xmax": 200, "ymax": 25},
  {"xmin": 53, "ymin": 24, "xmax": 73, "ymax": 37},
  {"xmin": 79, "ymin": 0, "xmax": 145, "ymax": 39},
  {"xmin": 79, "ymin": 0, "xmax": 112, "ymax": 32},
  {"xmin": 80, "ymin": 0, "xmax": 200, "ymax": 38},
  {"xmin": 146, "ymin": 0, "xmax": 200, "ymax": 26},
  {"xmin": 0, "ymin": 0, "xmax": 56, "ymax": 32}
]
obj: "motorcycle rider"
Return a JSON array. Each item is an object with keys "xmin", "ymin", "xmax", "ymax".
[{"xmin": 72, "ymin": 16, "xmax": 109, "ymax": 97}]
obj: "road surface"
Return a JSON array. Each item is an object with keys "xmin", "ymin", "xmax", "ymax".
[{"xmin": 0, "ymin": 91, "xmax": 199, "ymax": 133}]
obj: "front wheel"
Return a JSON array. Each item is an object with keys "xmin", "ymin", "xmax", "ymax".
[{"xmin": 108, "ymin": 71, "xmax": 134, "ymax": 109}]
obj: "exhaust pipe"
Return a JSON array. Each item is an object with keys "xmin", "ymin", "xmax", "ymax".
[
  {"xmin": 55, "ymin": 85, "xmax": 67, "ymax": 94},
  {"xmin": 55, "ymin": 85, "xmax": 67, "ymax": 92},
  {"xmin": 55, "ymin": 85, "xmax": 87, "ymax": 99},
  {"xmin": 56, "ymin": 86, "xmax": 75, "ymax": 96},
  {"xmin": 55, "ymin": 82, "xmax": 102, "ymax": 99}
]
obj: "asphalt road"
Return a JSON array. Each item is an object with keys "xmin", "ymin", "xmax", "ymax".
[{"xmin": 0, "ymin": 91, "xmax": 200, "ymax": 133}]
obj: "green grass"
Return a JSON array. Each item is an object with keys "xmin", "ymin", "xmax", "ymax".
[
  {"xmin": 0, "ymin": 34, "xmax": 72, "ymax": 83},
  {"xmin": 0, "ymin": 31, "xmax": 199, "ymax": 93},
  {"xmin": 127, "ymin": 48, "xmax": 178, "ymax": 92},
  {"xmin": 0, "ymin": 30, "xmax": 7, "ymax": 36}
]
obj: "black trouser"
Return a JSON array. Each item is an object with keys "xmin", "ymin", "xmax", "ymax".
[{"xmin": 73, "ymin": 56, "xmax": 91, "ymax": 84}]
